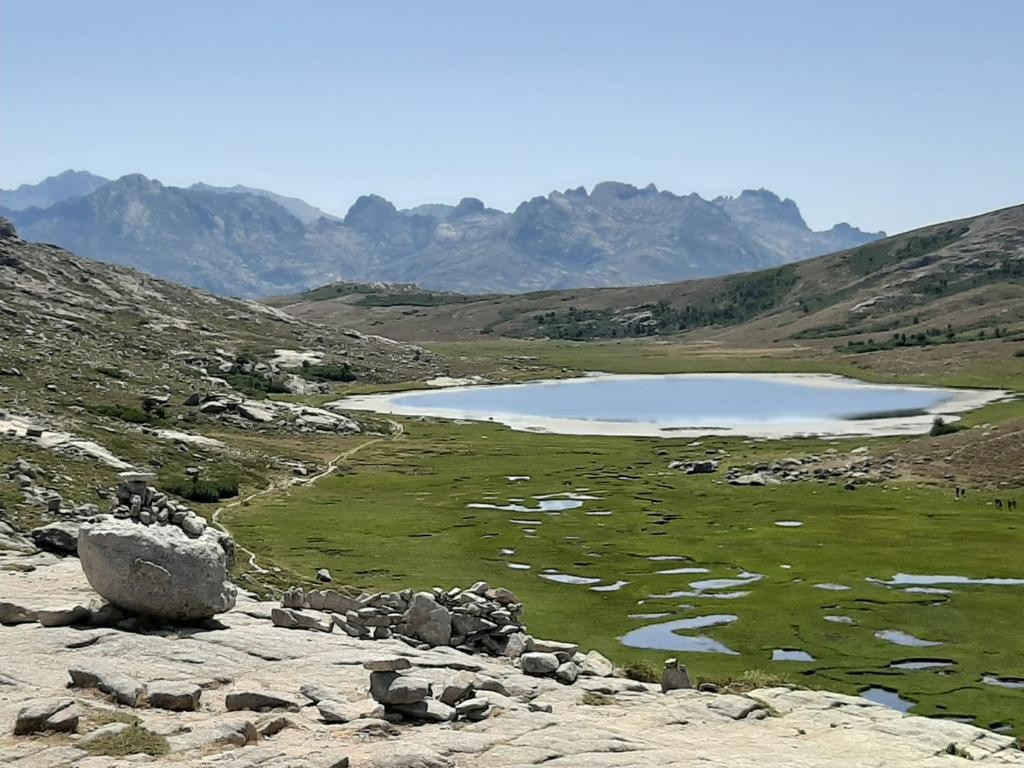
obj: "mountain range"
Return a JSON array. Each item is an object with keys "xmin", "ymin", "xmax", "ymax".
[{"xmin": 0, "ymin": 171, "xmax": 883, "ymax": 297}]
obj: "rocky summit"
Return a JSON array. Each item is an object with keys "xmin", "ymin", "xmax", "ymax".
[{"xmin": 1, "ymin": 539, "xmax": 1022, "ymax": 767}]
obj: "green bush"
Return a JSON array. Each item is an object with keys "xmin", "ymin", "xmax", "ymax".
[
  {"xmin": 622, "ymin": 660, "xmax": 658, "ymax": 683},
  {"xmin": 301, "ymin": 363, "xmax": 356, "ymax": 382},
  {"xmin": 223, "ymin": 372, "xmax": 290, "ymax": 398},
  {"xmin": 161, "ymin": 475, "xmax": 240, "ymax": 503}
]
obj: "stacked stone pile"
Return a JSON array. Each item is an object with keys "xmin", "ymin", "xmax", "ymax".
[
  {"xmin": 273, "ymin": 581, "xmax": 529, "ymax": 654},
  {"xmin": 725, "ymin": 453, "xmax": 899, "ymax": 487},
  {"xmin": 668, "ymin": 459, "xmax": 719, "ymax": 474},
  {"xmin": 109, "ymin": 470, "xmax": 209, "ymax": 538},
  {"xmin": 361, "ymin": 657, "xmax": 493, "ymax": 723}
]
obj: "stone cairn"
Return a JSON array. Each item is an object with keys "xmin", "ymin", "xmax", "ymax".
[
  {"xmin": 272, "ymin": 581, "xmax": 614, "ymax": 686},
  {"xmin": 110, "ymin": 471, "xmax": 209, "ymax": 538}
]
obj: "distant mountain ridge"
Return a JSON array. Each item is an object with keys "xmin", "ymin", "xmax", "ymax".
[
  {"xmin": 0, "ymin": 169, "xmax": 110, "ymax": 211},
  {"xmin": 0, "ymin": 171, "xmax": 884, "ymax": 297}
]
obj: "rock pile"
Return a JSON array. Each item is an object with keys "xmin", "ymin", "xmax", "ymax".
[
  {"xmin": 726, "ymin": 453, "xmax": 899, "ymax": 487},
  {"xmin": 273, "ymin": 581, "xmax": 528, "ymax": 654},
  {"xmin": 362, "ymin": 657, "xmax": 493, "ymax": 723},
  {"xmin": 109, "ymin": 470, "xmax": 209, "ymax": 537},
  {"xmin": 185, "ymin": 392, "xmax": 360, "ymax": 434}
]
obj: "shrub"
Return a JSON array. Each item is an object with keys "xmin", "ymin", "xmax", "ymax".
[
  {"xmin": 161, "ymin": 475, "xmax": 240, "ymax": 503},
  {"xmin": 301, "ymin": 363, "xmax": 356, "ymax": 382},
  {"xmin": 83, "ymin": 724, "xmax": 169, "ymax": 757},
  {"xmin": 929, "ymin": 417, "xmax": 964, "ymax": 437},
  {"xmin": 1015, "ymin": 349, "xmax": 1024, "ymax": 357},
  {"xmin": 622, "ymin": 660, "xmax": 658, "ymax": 683},
  {"xmin": 223, "ymin": 372, "xmax": 290, "ymax": 398}
]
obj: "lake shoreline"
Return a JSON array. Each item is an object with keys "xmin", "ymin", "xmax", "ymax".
[{"xmin": 331, "ymin": 372, "xmax": 1010, "ymax": 439}]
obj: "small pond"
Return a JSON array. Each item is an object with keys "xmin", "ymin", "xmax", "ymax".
[{"xmin": 334, "ymin": 373, "xmax": 1004, "ymax": 438}]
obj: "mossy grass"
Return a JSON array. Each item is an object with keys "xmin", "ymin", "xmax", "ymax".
[{"xmin": 226, "ymin": 414, "xmax": 1024, "ymax": 737}]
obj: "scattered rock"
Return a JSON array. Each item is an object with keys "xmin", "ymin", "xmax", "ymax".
[
  {"xmin": 661, "ymin": 658, "xmax": 692, "ymax": 692},
  {"xmin": 68, "ymin": 665, "xmax": 145, "ymax": 706},
  {"xmin": 521, "ymin": 652, "xmax": 560, "ymax": 676},
  {"xmin": 225, "ymin": 690, "xmax": 303, "ymax": 713},
  {"xmin": 30, "ymin": 522, "xmax": 80, "ymax": 555},
  {"xmin": 14, "ymin": 697, "xmax": 79, "ymax": 735},
  {"xmin": 148, "ymin": 681, "xmax": 202, "ymax": 711}
]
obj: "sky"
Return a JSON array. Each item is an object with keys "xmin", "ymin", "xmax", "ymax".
[{"xmin": 2, "ymin": 0, "xmax": 1022, "ymax": 234}]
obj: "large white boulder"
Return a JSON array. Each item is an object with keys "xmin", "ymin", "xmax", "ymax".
[{"xmin": 77, "ymin": 519, "xmax": 236, "ymax": 621}]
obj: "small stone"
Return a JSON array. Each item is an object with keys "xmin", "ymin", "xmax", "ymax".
[
  {"xmin": 363, "ymin": 658, "xmax": 412, "ymax": 672},
  {"xmin": 68, "ymin": 666, "xmax": 145, "ymax": 706},
  {"xmin": 555, "ymin": 662, "xmax": 579, "ymax": 685},
  {"xmin": 256, "ymin": 715, "xmax": 292, "ymax": 737},
  {"xmin": 580, "ymin": 650, "xmax": 615, "ymax": 677},
  {"xmin": 662, "ymin": 658, "xmax": 692, "ymax": 692},
  {"xmin": 318, "ymin": 699, "xmax": 383, "ymax": 724},
  {"xmin": 316, "ymin": 568, "xmax": 333, "ymax": 583},
  {"xmin": 390, "ymin": 699, "xmax": 456, "ymax": 723},
  {"xmin": 521, "ymin": 652, "xmax": 560, "ymax": 676},
  {"xmin": 438, "ymin": 671, "xmax": 476, "ymax": 706},
  {"xmin": 148, "ymin": 681, "xmax": 202, "ymax": 711},
  {"xmin": 225, "ymin": 690, "xmax": 302, "ymax": 713},
  {"xmin": 369, "ymin": 672, "xmax": 431, "ymax": 705}
]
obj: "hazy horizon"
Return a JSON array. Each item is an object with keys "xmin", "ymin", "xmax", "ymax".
[{"xmin": 3, "ymin": 0, "xmax": 1022, "ymax": 235}]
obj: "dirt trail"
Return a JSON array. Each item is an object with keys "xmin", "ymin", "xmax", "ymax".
[{"xmin": 212, "ymin": 420, "xmax": 404, "ymax": 573}]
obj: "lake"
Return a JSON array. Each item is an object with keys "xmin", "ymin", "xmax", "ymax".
[{"xmin": 335, "ymin": 373, "xmax": 1003, "ymax": 438}]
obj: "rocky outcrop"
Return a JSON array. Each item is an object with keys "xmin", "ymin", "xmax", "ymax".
[
  {"xmin": 1, "ymin": 557, "xmax": 1021, "ymax": 767},
  {"xmin": 77, "ymin": 519, "xmax": 236, "ymax": 620}
]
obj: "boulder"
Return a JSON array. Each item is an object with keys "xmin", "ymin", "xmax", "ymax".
[
  {"xmin": 30, "ymin": 522, "xmax": 80, "ymax": 555},
  {"xmin": 402, "ymin": 592, "xmax": 452, "ymax": 647},
  {"xmin": 579, "ymin": 650, "xmax": 615, "ymax": 677},
  {"xmin": 554, "ymin": 662, "xmax": 580, "ymax": 685},
  {"xmin": 316, "ymin": 568, "xmax": 333, "ymax": 583},
  {"xmin": 77, "ymin": 519, "xmax": 236, "ymax": 621},
  {"xmin": 14, "ymin": 698, "xmax": 79, "ymax": 735},
  {"xmin": 318, "ymin": 699, "xmax": 384, "ymax": 723},
  {"xmin": 390, "ymin": 699, "xmax": 456, "ymax": 723},
  {"xmin": 369, "ymin": 672, "xmax": 431, "ymax": 705},
  {"xmin": 520, "ymin": 652, "xmax": 560, "ymax": 676}
]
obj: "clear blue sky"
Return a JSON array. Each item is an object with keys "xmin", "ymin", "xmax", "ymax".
[{"xmin": 2, "ymin": 0, "xmax": 1022, "ymax": 234}]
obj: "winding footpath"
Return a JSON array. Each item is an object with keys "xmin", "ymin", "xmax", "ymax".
[{"xmin": 212, "ymin": 420, "xmax": 404, "ymax": 574}]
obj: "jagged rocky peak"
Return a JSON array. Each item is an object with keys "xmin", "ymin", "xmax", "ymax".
[
  {"xmin": 343, "ymin": 194, "xmax": 398, "ymax": 231},
  {"xmin": 450, "ymin": 197, "xmax": 485, "ymax": 218},
  {"xmin": 717, "ymin": 188, "xmax": 808, "ymax": 229}
]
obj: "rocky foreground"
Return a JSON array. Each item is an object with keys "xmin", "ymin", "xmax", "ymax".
[{"xmin": 1, "ymin": 554, "xmax": 1022, "ymax": 768}]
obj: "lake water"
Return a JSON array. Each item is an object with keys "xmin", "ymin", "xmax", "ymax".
[{"xmin": 335, "ymin": 373, "xmax": 1002, "ymax": 438}]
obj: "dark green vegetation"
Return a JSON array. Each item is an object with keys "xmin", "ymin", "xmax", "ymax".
[
  {"xmin": 226, "ymin": 414, "xmax": 1024, "ymax": 736},
  {"xmin": 160, "ymin": 473, "xmax": 240, "ymax": 503}
]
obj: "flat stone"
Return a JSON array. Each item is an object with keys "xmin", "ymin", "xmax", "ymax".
[
  {"xmin": 68, "ymin": 665, "xmax": 145, "ymax": 706},
  {"xmin": 363, "ymin": 658, "xmax": 413, "ymax": 672},
  {"xmin": 390, "ymin": 699, "xmax": 456, "ymax": 723},
  {"xmin": 272, "ymin": 606, "xmax": 333, "ymax": 633},
  {"xmin": 438, "ymin": 671, "xmax": 476, "ymax": 705},
  {"xmin": 166, "ymin": 718, "xmax": 259, "ymax": 752},
  {"xmin": 148, "ymin": 680, "xmax": 202, "ymax": 711},
  {"xmin": 318, "ymin": 698, "xmax": 385, "ymax": 724},
  {"xmin": 0, "ymin": 600, "xmax": 37, "ymax": 625},
  {"xmin": 225, "ymin": 690, "xmax": 302, "ymax": 712},
  {"xmin": 531, "ymin": 639, "xmax": 579, "ymax": 655},
  {"xmin": 35, "ymin": 603, "xmax": 92, "ymax": 627}
]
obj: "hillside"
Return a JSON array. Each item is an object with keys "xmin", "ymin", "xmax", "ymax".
[
  {"xmin": 276, "ymin": 203, "xmax": 1024, "ymax": 349},
  {"xmin": 0, "ymin": 173, "xmax": 881, "ymax": 297}
]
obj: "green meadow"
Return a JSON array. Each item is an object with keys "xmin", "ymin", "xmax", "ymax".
[{"xmin": 226, "ymin": 415, "xmax": 1024, "ymax": 735}]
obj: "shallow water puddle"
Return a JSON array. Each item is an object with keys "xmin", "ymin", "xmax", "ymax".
[
  {"xmin": 861, "ymin": 687, "xmax": 915, "ymax": 713},
  {"xmin": 871, "ymin": 573, "xmax": 1024, "ymax": 587},
  {"xmin": 875, "ymin": 629, "xmax": 941, "ymax": 647},
  {"xmin": 591, "ymin": 580, "xmax": 630, "ymax": 592},
  {"xmin": 468, "ymin": 499, "xmax": 584, "ymax": 513},
  {"xmin": 773, "ymin": 649, "xmax": 815, "ymax": 662},
  {"xmin": 539, "ymin": 571, "xmax": 602, "ymax": 585},
  {"xmin": 506, "ymin": 562, "xmax": 532, "ymax": 570},
  {"xmin": 656, "ymin": 566, "xmax": 710, "ymax": 575},
  {"xmin": 824, "ymin": 615, "xmax": 857, "ymax": 625},
  {"xmin": 888, "ymin": 659, "xmax": 955, "ymax": 670},
  {"xmin": 620, "ymin": 614, "xmax": 740, "ymax": 654},
  {"xmin": 982, "ymin": 675, "xmax": 1024, "ymax": 689},
  {"xmin": 690, "ymin": 573, "xmax": 763, "ymax": 591},
  {"xmin": 774, "ymin": 521, "xmax": 804, "ymax": 527},
  {"xmin": 813, "ymin": 583, "xmax": 851, "ymax": 591}
]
